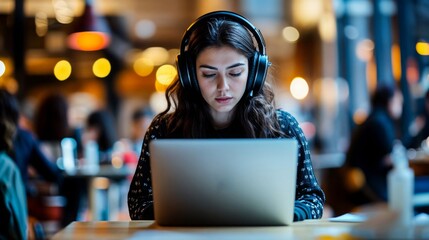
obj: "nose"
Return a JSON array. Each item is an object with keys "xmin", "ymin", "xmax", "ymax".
[{"xmin": 217, "ymin": 75, "xmax": 229, "ymax": 91}]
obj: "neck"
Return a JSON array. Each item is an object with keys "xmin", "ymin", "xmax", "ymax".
[{"xmin": 211, "ymin": 111, "xmax": 233, "ymax": 130}]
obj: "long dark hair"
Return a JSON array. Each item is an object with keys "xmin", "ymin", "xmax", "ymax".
[
  {"xmin": 35, "ymin": 93, "xmax": 70, "ymax": 141},
  {"xmin": 86, "ymin": 110, "xmax": 118, "ymax": 151},
  {"xmin": 0, "ymin": 89, "xmax": 19, "ymax": 151},
  {"xmin": 159, "ymin": 17, "xmax": 283, "ymax": 138}
]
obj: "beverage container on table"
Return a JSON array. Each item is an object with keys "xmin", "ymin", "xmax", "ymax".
[
  {"xmin": 61, "ymin": 138, "xmax": 77, "ymax": 174},
  {"xmin": 388, "ymin": 141, "xmax": 414, "ymax": 228},
  {"xmin": 84, "ymin": 140, "xmax": 100, "ymax": 173}
]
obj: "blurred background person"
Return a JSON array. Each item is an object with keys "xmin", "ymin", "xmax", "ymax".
[
  {"xmin": 6, "ymin": 91, "xmax": 64, "ymax": 199},
  {"xmin": 2, "ymin": 89, "xmax": 64, "ymax": 236},
  {"xmin": 0, "ymin": 89, "xmax": 28, "ymax": 240},
  {"xmin": 343, "ymin": 85, "xmax": 403, "ymax": 208},
  {"xmin": 31, "ymin": 92, "xmax": 86, "ymax": 229},
  {"xmin": 129, "ymin": 106, "xmax": 154, "ymax": 156},
  {"xmin": 34, "ymin": 93, "xmax": 82, "ymax": 162},
  {"xmin": 82, "ymin": 109, "xmax": 119, "ymax": 165},
  {"xmin": 343, "ymin": 85, "xmax": 429, "ymax": 214}
]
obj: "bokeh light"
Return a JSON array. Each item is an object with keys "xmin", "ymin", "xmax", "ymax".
[
  {"xmin": 54, "ymin": 60, "xmax": 72, "ymax": 81},
  {"xmin": 0, "ymin": 60, "xmax": 5, "ymax": 77},
  {"xmin": 282, "ymin": 26, "xmax": 300, "ymax": 43},
  {"xmin": 290, "ymin": 77, "xmax": 309, "ymax": 100},
  {"xmin": 133, "ymin": 57, "xmax": 154, "ymax": 77},
  {"xmin": 142, "ymin": 47, "xmax": 169, "ymax": 66},
  {"xmin": 93, "ymin": 58, "xmax": 111, "ymax": 78},
  {"xmin": 156, "ymin": 64, "xmax": 177, "ymax": 85},
  {"xmin": 135, "ymin": 19, "xmax": 156, "ymax": 39},
  {"xmin": 356, "ymin": 39, "xmax": 374, "ymax": 61}
]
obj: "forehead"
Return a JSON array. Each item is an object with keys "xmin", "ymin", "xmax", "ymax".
[{"xmin": 196, "ymin": 46, "xmax": 247, "ymax": 64}]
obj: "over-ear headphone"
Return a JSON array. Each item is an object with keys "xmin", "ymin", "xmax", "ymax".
[{"xmin": 176, "ymin": 11, "xmax": 270, "ymax": 96}]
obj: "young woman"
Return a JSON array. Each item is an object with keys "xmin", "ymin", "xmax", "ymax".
[{"xmin": 128, "ymin": 11, "xmax": 325, "ymax": 222}]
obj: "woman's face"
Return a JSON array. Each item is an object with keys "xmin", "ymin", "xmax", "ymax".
[{"xmin": 196, "ymin": 46, "xmax": 248, "ymax": 127}]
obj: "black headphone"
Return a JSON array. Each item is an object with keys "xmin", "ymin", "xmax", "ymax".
[{"xmin": 176, "ymin": 11, "xmax": 270, "ymax": 96}]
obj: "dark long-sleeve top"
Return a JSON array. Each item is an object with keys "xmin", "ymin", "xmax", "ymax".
[
  {"xmin": 11, "ymin": 127, "xmax": 63, "ymax": 196},
  {"xmin": 128, "ymin": 109, "xmax": 325, "ymax": 221},
  {"xmin": 345, "ymin": 107, "xmax": 396, "ymax": 201}
]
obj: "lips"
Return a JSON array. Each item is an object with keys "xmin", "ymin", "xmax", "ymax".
[{"xmin": 215, "ymin": 96, "xmax": 233, "ymax": 104}]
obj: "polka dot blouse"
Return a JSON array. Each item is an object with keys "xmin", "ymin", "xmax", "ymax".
[{"xmin": 127, "ymin": 109, "xmax": 325, "ymax": 221}]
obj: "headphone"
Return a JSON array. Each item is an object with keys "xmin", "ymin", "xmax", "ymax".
[{"xmin": 176, "ymin": 11, "xmax": 270, "ymax": 96}]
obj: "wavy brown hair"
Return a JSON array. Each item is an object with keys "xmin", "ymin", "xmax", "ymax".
[{"xmin": 159, "ymin": 17, "xmax": 283, "ymax": 138}]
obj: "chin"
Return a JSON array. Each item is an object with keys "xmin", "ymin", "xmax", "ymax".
[{"xmin": 213, "ymin": 106, "xmax": 235, "ymax": 113}]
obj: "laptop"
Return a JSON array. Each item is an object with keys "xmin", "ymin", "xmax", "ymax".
[{"xmin": 149, "ymin": 138, "xmax": 298, "ymax": 226}]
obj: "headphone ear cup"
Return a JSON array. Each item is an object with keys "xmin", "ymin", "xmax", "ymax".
[
  {"xmin": 253, "ymin": 54, "xmax": 269, "ymax": 93},
  {"xmin": 247, "ymin": 53, "xmax": 269, "ymax": 94},
  {"xmin": 187, "ymin": 55, "xmax": 199, "ymax": 92},
  {"xmin": 176, "ymin": 53, "xmax": 191, "ymax": 89},
  {"xmin": 246, "ymin": 53, "xmax": 258, "ymax": 94},
  {"xmin": 176, "ymin": 52, "xmax": 199, "ymax": 92}
]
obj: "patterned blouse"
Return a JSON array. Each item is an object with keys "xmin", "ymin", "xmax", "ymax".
[{"xmin": 128, "ymin": 109, "xmax": 325, "ymax": 221}]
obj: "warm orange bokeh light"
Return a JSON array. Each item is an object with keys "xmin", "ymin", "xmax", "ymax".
[{"xmin": 68, "ymin": 31, "xmax": 110, "ymax": 51}]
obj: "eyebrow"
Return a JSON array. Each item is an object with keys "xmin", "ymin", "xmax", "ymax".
[{"xmin": 199, "ymin": 63, "xmax": 246, "ymax": 70}]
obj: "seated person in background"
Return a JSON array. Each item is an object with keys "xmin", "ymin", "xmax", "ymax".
[
  {"xmin": 12, "ymin": 127, "xmax": 63, "ymax": 197},
  {"xmin": 345, "ymin": 85, "xmax": 403, "ymax": 204},
  {"xmin": 82, "ymin": 109, "xmax": 118, "ymax": 164},
  {"xmin": 1, "ymin": 89, "xmax": 63, "ymax": 198},
  {"xmin": 129, "ymin": 107, "xmax": 154, "ymax": 156},
  {"xmin": 345, "ymin": 85, "xmax": 429, "ymax": 212},
  {"xmin": 34, "ymin": 93, "xmax": 82, "ymax": 162},
  {"xmin": 0, "ymin": 89, "xmax": 28, "ymax": 240},
  {"xmin": 128, "ymin": 11, "xmax": 325, "ymax": 222}
]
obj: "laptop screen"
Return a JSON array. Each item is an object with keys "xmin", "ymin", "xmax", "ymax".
[{"xmin": 150, "ymin": 138, "xmax": 298, "ymax": 226}]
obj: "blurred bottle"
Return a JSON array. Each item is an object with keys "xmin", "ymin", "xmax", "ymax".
[
  {"xmin": 84, "ymin": 140, "xmax": 100, "ymax": 173},
  {"xmin": 388, "ymin": 141, "xmax": 414, "ymax": 232},
  {"xmin": 61, "ymin": 138, "xmax": 77, "ymax": 174}
]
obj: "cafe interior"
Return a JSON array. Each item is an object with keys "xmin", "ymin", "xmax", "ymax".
[{"xmin": 1, "ymin": 0, "xmax": 429, "ymax": 239}]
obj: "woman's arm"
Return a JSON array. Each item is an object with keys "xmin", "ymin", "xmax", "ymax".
[
  {"xmin": 277, "ymin": 110, "xmax": 326, "ymax": 221},
  {"xmin": 127, "ymin": 116, "xmax": 164, "ymax": 220}
]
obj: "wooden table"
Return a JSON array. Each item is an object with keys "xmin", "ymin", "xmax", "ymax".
[
  {"xmin": 51, "ymin": 220, "xmax": 359, "ymax": 240},
  {"xmin": 51, "ymin": 215, "xmax": 429, "ymax": 240},
  {"xmin": 409, "ymin": 151, "xmax": 429, "ymax": 176},
  {"xmin": 64, "ymin": 165, "xmax": 133, "ymax": 220}
]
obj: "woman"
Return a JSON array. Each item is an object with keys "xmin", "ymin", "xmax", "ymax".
[{"xmin": 128, "ymin": 11, "xmax": 325, "ymax": 222}]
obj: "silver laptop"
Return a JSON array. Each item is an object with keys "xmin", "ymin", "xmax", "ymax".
[{"xmin": 149, "ymin": 138, "xmax": 298, "ymax": 226}]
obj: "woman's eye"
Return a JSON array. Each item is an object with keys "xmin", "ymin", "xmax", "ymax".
[
  {"xmin": 230, "ymin": 72, "xmax": 242, "ymax": 77},
  {"xmin": 202, "ymin": 73, "xmax": 216, "ymax": 78}
]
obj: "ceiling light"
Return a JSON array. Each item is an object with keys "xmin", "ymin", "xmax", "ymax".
[{"xmin": 67, "ymin": 0, "xmax": 110, "ymax": 51}]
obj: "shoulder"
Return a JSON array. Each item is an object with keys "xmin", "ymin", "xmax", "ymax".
[
  {"xmin": 14, "ymin": 127, "xmax": 37, "ymax": 147},
  {"xmin": 276, "ymin": 109, "xmax": 302, "ymax": 136},
  {"xmin": 145, "ymin": 113, "xmax": 169, "ymax": 138},
  {"xmin": 16, "ymin": 127, "xmax": 35, "ymax": 139},
  {"xmin": 364, "ymin": 109, "xmax": 392, "ymax": 130},
  {"xmin": 0, "ymin": 152, "xmax": 21, "ymax": 178}
]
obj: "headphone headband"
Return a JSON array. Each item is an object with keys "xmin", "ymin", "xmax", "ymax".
[{"xmin": 180, "ymin": 11, "xmax": 266, "ymax": 56}]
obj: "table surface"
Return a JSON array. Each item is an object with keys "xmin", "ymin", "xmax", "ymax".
[
  {"xmin": 51, "ymin": 219, "xmax": 358, "ymax": 240},
  {"xmin": 408, "ymin": 150, "xmax": 429, "ymax": 176}
]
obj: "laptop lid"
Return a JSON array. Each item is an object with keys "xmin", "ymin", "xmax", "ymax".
[{"xmin": 149, "ymin": 138, "xmax": 298, "ymax": 226}]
